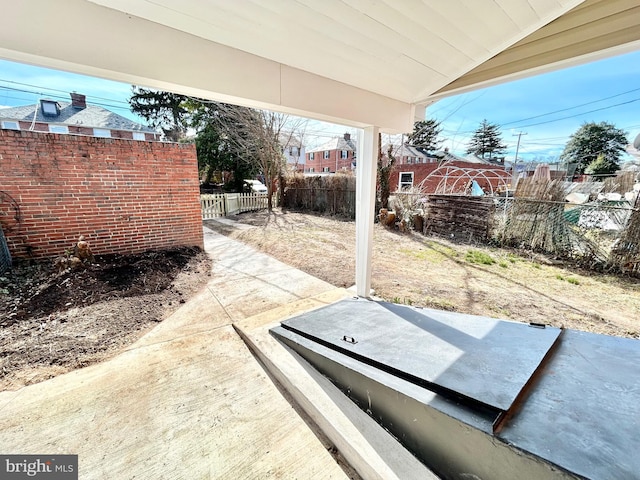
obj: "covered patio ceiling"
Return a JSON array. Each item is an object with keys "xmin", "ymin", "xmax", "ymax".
[
  {"xmin": 2, "ymin": 0, "xmax": 639, "ymax": 297},
  {"xmin": 2, "ymin": 0, "xmax": 639, "ymax": 132}
]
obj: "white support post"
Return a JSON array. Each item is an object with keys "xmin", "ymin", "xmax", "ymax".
[{"xmin": 355, "ymin": 126, "xmax": 379, "ymax": 298}]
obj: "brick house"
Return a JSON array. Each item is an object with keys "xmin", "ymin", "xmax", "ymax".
[
  {"xmin": 389, "ymin": 152, "xmax": 509, "ymax": 194},
  {"xmin": 305, "ymin": 133, "xmax": 356, "ymax": 173},
  {"xmin": 0, "ymin": 92, "xmax": 160, "ymax": 141}
]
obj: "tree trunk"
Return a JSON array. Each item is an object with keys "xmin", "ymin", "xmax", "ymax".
[{"xmin": 266, "ymin": 174, "xmax": 273, "ymax": 212}]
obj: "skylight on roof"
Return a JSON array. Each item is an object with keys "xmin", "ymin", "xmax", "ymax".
[{"xmin": 40, "ymin": 100, "xmax": 60, "ymax": 117}]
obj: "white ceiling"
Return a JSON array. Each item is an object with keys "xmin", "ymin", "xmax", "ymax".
[
  {"xmin": 87, "ymin": 0, "xmax": 585, "ymax": 104},
  {"xmin": 1, "ymin": 0, "xmax": 639, "ymax": 131}
]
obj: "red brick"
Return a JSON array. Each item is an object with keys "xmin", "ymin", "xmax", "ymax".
[{"xmin": 1, "ymin": 130, "xmax": 203, "ymax": 259}]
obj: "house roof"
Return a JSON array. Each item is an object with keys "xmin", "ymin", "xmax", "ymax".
[
  {"xmin": 382, "ymin": 143, "xmax": 428, "ymax": 159},
  {"xmin": 308, "ymin": 135, "xmax": 357, "ymax": 153},
  {"xmin": 278, "ymin": 133, "xmax": 304, "ymax": 149},
  {"xmin": 457, "ymin": 154, "xmax": 505, "ymax": 166},
  {"xmin": 0, "ymin": 101, "xmax": 155, "ymax": 133}
]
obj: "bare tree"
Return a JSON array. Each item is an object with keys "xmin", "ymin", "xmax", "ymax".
[
  {"xmin": 211, "ymin": 105, "xmax": 305, "ymax": 211},
  {"xmin": 377, "ymin": 133, "xmax": 397, "ymax": 210},
  {"xmin": 277, "ymin": 118, "xmax": 309, "ymax": 206}
]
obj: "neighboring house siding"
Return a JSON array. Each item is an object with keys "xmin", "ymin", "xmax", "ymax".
[
  {"xmin": 68, "ymin": 126, "xmax": 96, "ymax": 136},
  {"xmin": 9, "ymin": 121, "xmax": 159, "ymax": 140},
  {"xmin": 16, "ymin": 121, "xmax": 48, "ymax": 132},
  {"xmin": 0, "ymin": 129, "xmax": 203, "ymax": 259},
  {"xmin": 284, "ymin": 145, "xmax": 306, "ymax": 171}
]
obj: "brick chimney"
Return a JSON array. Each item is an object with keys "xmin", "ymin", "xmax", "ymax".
[
  {"xmin": 70, "ymin": 92, "xmax": 86, "ymax": 109},
  {"xmin": 343, "ymin": 132, "xmax": 350, "ymax": 141}
]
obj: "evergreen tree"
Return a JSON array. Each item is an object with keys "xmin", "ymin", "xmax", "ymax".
[
  {"xmin": 407, "ymin": 119, "xmax": 442, "ymax": 151},
  {"xmin": 128, "ymin": 87, "xmax": 190, "ymax": 142},
  {"xmin": 466, "ymin": 119, "xmax": 507, "ymax": 159},
  {"xmin": 129, "ymin": 87, "xmax": 305, "ymax": 208},
  {"xmin": 195, "ymin": 123, "xmax": 253, "ymax": 191},
  {"xmin": 560, "ymin": 122, "xmax": 628, "ymax": 175},
  {"xmin": 584, "ymin": 154, "xmax": 619, "ymax": 179},
  {"xmin": 191, "ymin": 101, "xmax": 262, "ymax": 193}
]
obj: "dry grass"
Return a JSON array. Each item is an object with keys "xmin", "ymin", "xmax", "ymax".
[{"xmin": 207, "ymin": 209, "xmax": 640, "ymax": 339}]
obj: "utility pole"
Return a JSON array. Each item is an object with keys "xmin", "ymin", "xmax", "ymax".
[{"xmin": 512, "ymin": 131, "xmax": 527, "ymax": 189}]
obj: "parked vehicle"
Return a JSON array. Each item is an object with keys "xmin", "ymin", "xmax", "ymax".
[{"xmin": 244, "ymin": 179, "xmax": 268, "ymax": 193}]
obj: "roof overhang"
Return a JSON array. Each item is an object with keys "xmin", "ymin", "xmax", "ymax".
[
  {"xmin": 1, "ymin": 0, "xmax": 638, "ymax": 132},
  {"xmin": 429, "ymin": 0, "xmax": 640, "ymax": 101}
]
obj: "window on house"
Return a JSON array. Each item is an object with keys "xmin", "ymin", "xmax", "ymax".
[
  {"xmin": 322, "ymin": 166, "xmax": 330, "ymax": 172},
  {"xmin": 49, "ymin": 125, "xmax": 69, "ymax": 134},
  {"xmin": 132, "ymin": 132, "xmax": 146, "ymax": 141},
  {"xmin": 40, "ymin": 100, "xmax": 60, "ymax": 117},
  {"xmin": 309, "ymin": 152, "xmax": 314, "ymax": 160},
  {"xmin": 94, "ymin": 128, "xmax": 111, "ymax": 138},
  {"xmin": 1, "ymin": 121, "xmax": 19, "ymax": 130},
  {"xmin": 323, "ymin": 150, "xmax": 330, "ymax": 159},
  {"xmin": 291, "ymin": 146, "xmax": 299, "ymax": 156},
  {"xmin": 308, "ymin": 167, "xmax": 315, "ymax": 173},
  {"xmin": 341, "ymin": 150, "xmax": 348, "ymax": 159},
  {"xmin": 399, "ymin": 172, "xmax": 414, "ymax": 190}
]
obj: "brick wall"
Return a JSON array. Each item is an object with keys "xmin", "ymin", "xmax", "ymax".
[
  {"xmin": 0, "ymin": 130, "xmax": 203, "ymax": 259},
  {"xmin": 390, "ymin": 161, "xmax": 509, "ymax": 193}
]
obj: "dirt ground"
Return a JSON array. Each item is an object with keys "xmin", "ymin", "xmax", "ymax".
[
  {"xmin": 208, "ymin": 209, "xmax": 640, "ymax": 339},
  {"xmin": 3, "ymin": 210, "xmax": 638, "ymax": 391},
  {"xmin": 0, "ymin": 247, "xmax": 211, "ymax": 391}
]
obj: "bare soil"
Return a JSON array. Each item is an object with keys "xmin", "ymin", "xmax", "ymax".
[
  {"xmin": 0, "ymin": 247, "xmax": 211, "ymax": 391},
  {"xmin": 3, "ymin": 210, "xmax": 638, "ymax": 392},
  {"xmin": 207, "ymin": 209, "xmax": 640, "ymax": 339}
]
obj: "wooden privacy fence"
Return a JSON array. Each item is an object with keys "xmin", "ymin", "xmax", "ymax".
[
  {"xmin": 283, "ymin": 187, "xmax": 356, "ymax": 218},
  {"xmin": 200, "ymin": 192, "xmax": 271, "ymax": 219},
  {"xmin": 422, "ymin": 195, "xmax": 495, "ymax": 241}
]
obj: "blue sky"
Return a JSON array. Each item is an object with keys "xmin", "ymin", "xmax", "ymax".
[
  {"xmin": 428, "ymin": 50, "xmax": 640, "ymax": 162},
  {"xmin": 1, "ymin": 50, "xmax": 639, "ymax": 163}
]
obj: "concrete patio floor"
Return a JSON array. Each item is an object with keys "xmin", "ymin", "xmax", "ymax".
[{"xmin": 0, "ymin": 224, "xmax": 435, "ymax": 479}]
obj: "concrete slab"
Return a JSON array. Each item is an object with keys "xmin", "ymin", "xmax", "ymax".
[
  {"xmin": 0, "ymin": 226, "xmax": 354, "ymax": 479},
  {"xmin": 0, "ymin": 326, "xmax": 350, "ymax": 479},
  {"xmin": 132, "ymin": 288, "xmax": 230, "ymax": 347},
  {"xmin": 1, "ymin": 225, "xmax": 439, "ymax": 479}
]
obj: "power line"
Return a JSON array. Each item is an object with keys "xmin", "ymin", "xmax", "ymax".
[
  {"xmin": 506, "ymin": 97, "xmax": 640, "ymax": 129},
  {"xmin": 435, "ymin": 87, "xmax": 640, "ymax": 136},
  {"xmin": 0, "ymin": 85, "xmax": 134, "ymax": 113},
  {"xmin": 0, "ymin": 78, "xmax": 131, "ymax": 105},
  {"xmin": 499, "ymin": 86, "xmax": 640, "ymax": 128}
]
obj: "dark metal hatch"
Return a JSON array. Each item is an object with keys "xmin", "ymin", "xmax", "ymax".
[{"xmin": 280, "ymin": 298, "xmax": 561, "ymax": 416}]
